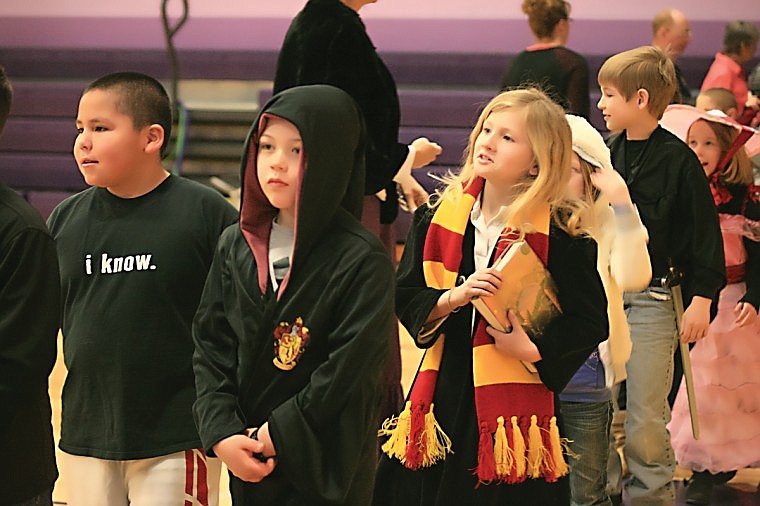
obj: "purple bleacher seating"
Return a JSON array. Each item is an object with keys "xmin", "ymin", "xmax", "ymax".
[
  {"xmin": 0, "ymin": 81, "xmax": 86, "ymax": 217},
  {"xmin": 0, "ymin": 154, "xmax": 82, "ymax": 190},
  {"xmin": 26, "ymin": 190, "xmax": 77, "ymax": 221}
]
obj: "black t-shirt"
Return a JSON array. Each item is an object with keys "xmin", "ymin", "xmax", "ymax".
[
  {"xmin": 622, "ymin": 138, "xmax": 647, "ymax": 181},
  {"xmin": 48, "ymin": 175, "xmax": 237, "ymax": 459}
]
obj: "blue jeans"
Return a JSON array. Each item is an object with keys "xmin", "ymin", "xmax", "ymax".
[
  {"xmin": 610, "ymin": 289, "xmax": 677, "ymax": 505},
  {"xmin": 560, "ymin": 400, "xmax": 613, "ymax": 506}
]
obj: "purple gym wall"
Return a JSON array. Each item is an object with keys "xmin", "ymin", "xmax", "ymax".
[{"xmin": 0, "ymin": 0, "xmax": 758, "ymax": 56}]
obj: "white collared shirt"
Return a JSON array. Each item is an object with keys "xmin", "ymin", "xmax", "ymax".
[
  {"xmin": 269, "ymin": 217, "xmax": 294, "ymax": 293},
  {"xmin": 470, "ymin": 198, "xmax": 509, "ymax": 271}
]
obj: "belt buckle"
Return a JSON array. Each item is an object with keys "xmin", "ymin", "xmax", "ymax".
[{"xmin": 647, "ymin": 287, "xmax": 672, "ymax": 301}]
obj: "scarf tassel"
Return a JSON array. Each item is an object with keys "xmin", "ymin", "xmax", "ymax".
[
  {"xmin": 474, "ymin": 415, "xmax": 570, "ymax": 484},
  {"xmin": 423, "ymin": 403, "xmax": 453, "ymax": 467},
  {"xmin": 404, "ymin": 401, "xmax": 428, "ymax": 470},
  {"xmin": 548, "ymin": 416, "xmax": 570, "ymax": 480},
  {"xmin": 511, "ymin": 415, "xmax": 527, "ymax": 480},
  {"xmin": 379, "ymin": 401, "xmax": 412, "ymax": 463},
  {"xmin": 493, "ymin": 416, "xmax": 513, "ymax": 479},
  {"xmin": 477, "ymin": 421, "xmax": 497, "ymax": 484},
  {"xmin": 527, "ymin": 415, "xmax": 548, "ymax": 478},
  {"xmin": 379, "ymin": 401, "xmax": 452, "ymax": 469}
]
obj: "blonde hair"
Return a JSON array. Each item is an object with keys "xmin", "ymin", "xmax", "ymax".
[
  {"xmin": 597, "ymin": 46, "xmax": 677, "ymax": 119},
  {"xmin": 565, "ymin": 155, "xmax": 601, "ymax": 238},
  {"xmin": 433, "ymin": 88, "xmax": 581, "ymax": 236},
  {"xmin": 522, "ymin": 0, "xmax": 570, "ymax": 39},
  {"xmin": 691, "ymin": 119, "xmax": 754, "ymax": 186}
]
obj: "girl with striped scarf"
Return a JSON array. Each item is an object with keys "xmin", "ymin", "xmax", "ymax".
[{"xmin": 374, "ymin": 88, "xmax": 609, "ymax": 505}]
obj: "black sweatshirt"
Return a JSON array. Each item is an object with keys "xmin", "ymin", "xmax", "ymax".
[{"xmin": 0, "ymin": 182, "xmax": 60, "ymax": 502}]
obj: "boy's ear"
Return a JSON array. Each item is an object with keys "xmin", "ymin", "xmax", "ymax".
[
  {"xmin": 144, "ymin": 124, "xmax": 165, "ymax": 155},
  {"xmin": 727, "ymin": 106, "xmax": 739, "ymax": 120},
  {"xmin": 635, "ymin": 88, "xmax": 650, "ymax": 110}
]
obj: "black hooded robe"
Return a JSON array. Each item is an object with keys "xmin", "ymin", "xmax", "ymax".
[{"xmin": 192, "ymin": 85, "xmax": 396, "ymax": 505}]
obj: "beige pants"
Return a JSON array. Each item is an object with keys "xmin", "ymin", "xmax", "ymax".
[{"xmin": 59, "ymin": 449, "xmax": 221, "ymax": 506}]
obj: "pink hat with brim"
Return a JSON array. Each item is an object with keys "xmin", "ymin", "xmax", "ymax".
[{"xmin": 660, "ymin": 104, "xmax": 760, "ymax": 163}]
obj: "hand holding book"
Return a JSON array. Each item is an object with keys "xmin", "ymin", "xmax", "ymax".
[
  {"xmin": 470, "ymin": 240, "xmax": 563, "ymax": 374},
  {"xmin": 445, "ymin": 267, "xmax": 502, "ymax": 311},
  {"xmin": 485, "ymin": 311, "xmax": 542, "ymax": 363}
]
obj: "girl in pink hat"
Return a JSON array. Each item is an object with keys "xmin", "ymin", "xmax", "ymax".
[{"xmin": 662, "ymin": 105, "xmax": 760, "ymax": 505}]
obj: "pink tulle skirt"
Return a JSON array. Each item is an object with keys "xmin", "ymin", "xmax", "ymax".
[{"xmin": 668, "ymin": 282, "xmax": 760, "ymax": 473}]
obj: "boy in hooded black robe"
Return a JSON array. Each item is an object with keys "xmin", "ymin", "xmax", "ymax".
[{"xmin": 192, "ymin": 85, "xmax": 395, "ymax": 505}]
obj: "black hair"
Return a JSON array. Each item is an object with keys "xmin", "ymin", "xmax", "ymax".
[{"xmin": 85, "ymin": 72, "xmax": 172, "ymax": 157}]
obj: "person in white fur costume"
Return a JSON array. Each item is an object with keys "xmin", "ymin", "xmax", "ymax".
[{"xmin": 559, "ymin": 114, "xmax": 652, "ymax": 506}]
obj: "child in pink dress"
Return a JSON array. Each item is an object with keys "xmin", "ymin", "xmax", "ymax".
[{"xmin": 661, "ymin": 104, "xmax": 760, "ymax": 505}]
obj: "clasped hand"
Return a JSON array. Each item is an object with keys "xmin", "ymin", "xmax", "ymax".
[
  {"xmin": 486, "ymin": 311, "xmax": 542, "ymax": 362},
  {"xmin": 213, "ymin": 432, "xmax": 276, "ymax": 483}
]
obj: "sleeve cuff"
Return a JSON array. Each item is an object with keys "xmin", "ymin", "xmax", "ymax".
[
  {"xmin": 613, "ymin": 204, "xmax": 647, "ymax": 233},
  {"xmin": 417, "ymin": 315, "xmax": 446, "ymax": 345},
  {"xmin": 392, "ymin": 145, "xmax": 416, "ymax": 184}
]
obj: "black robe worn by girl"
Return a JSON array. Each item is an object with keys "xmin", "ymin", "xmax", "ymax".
[
  {"xmin": 192, "ymin": 85, "xmax": 396, "ymax": 505},
  {"xmin": 373, "ymin": 187, "xmax": 609, "ymax": 505}
]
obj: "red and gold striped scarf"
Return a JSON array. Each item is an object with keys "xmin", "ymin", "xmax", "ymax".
[{"xmin": 379, "ymin": 177, "xmax": 569, "ymax": 485}]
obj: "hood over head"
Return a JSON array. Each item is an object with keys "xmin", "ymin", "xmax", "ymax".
[{"xmin": 239, "ymin": 84, "xmax": 366, "ymax": 295}]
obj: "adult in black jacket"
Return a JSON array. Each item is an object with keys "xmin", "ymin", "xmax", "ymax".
[
  {"xmin": 274, "ymin": 0, "xmax": 441, "ymax": 424},
  {"xmin": 274, "ymin": 0, "xmax": 441, "ymax": 226},
  {"xmin": 0, "ymin": 66, "xmax": 60, "ymax": 506}
]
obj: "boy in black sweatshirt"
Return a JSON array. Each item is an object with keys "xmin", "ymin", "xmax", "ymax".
[{"xmin": 0, "ymin": 65, "xmax": 61, "ymax": 506}]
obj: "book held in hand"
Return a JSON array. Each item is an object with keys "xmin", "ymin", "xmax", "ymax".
[{"xmin": 471, "ymin": 240, "xmax": 562, "ymax": 373}]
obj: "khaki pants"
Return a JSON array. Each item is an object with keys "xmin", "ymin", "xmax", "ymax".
[{"xmin": 59, "ymin": 449, "xmax": 221, "ymax": 506}]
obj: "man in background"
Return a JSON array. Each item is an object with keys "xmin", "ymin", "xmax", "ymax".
[{"xmin": 652, "ymin": 8, "xmax": 695, "ymax": 104}]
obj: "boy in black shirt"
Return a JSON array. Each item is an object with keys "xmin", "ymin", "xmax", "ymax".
[
  {"xmin": 48, "ymin": 72, "xmax": 237, "ymax": 505},
  {"xmin": 0, "ymin": 66, "xmax": 61, "ymax": 506},
  {"xmin": 597, "ymin": 46, "xmax": 725, "ymax": 504}
]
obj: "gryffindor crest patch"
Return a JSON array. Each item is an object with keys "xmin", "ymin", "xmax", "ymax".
[{"xmin": 273, "ymin": 317, "xmax": 310, "ymax": 370}]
